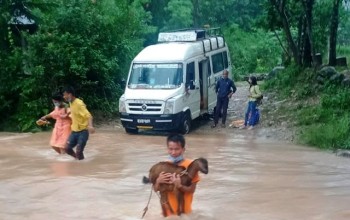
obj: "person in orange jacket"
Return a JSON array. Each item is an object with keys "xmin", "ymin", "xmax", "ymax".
[{"xmin": 153, "ymin": 134, "xmax": 201, "ymax": 217}]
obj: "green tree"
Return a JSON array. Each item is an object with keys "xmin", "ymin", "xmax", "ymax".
[
  {"xmin": 163, "ymin": 0, "xmax": 193, "ymax": 30},
  {"xmin": 198, "ymin": 0, "xmax": 263, "ymax": 30},
  {"xmin": 328, "ymin": 0, "xmax": 350, "ymax": 65},
  {"xmin": 0, "ymin": 0, "xmax": 151, "ymax": 131},
  {"xmin": 143, "ymin": 0, "xmax": 263, "ymax": 35},
  {"xmin": 264, "ymin": 0, "xmax": 350, "ymax": 67},
  {"xmin": 225, "ymin": 24, "xmax": 282, "ymax": 78}
]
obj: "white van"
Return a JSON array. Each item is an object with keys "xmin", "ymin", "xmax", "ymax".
[{"xmin": 119, "ymin": 28, "xmax": 232, "ymax": 134}]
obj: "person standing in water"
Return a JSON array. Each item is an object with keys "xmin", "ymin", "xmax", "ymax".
[
  {"xmin": 153, "ymin": 134, "xmax": 201, "ymax": 216},
  {"xmin": 39, "ymin": 92, "xmax": 71, "ymax": 154},
  {"xmin": 63, "ymin": 86, "xmax": 95, "ymax": 160}
]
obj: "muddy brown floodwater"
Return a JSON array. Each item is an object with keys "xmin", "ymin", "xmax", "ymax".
[{"xmin": 1, "ymin": 125, "xmax": 350, "ymax": 220}]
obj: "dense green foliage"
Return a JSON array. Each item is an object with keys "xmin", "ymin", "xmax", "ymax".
[
  {"xmin": 260, "ymin": 0, "xmax": 350, "ymax": 150},
  {"xmin": 224, "ymin": 25, "xmax": 282, "ymax": 79},
  {"xmin": 265, "ymin": 66, "xmax": 350, "ymax": 150},
  {"xmin": 299, "ymin": 85, "xmax": 350, "ymax": 149},
  {"xmin": 0, "ymin": 0, "xmax": 151, "ymax": 131},
  {"xmin": 144, "ymin": 0, "xmax": 262, "ymax": 31}
]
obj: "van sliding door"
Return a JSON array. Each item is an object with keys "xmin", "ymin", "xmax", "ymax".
[
  {"xmin": 184, "ymin": 61, "xmax": 200, "ymax": 118},
  {"xmin": 199, "ymin": 59, "xmax": 209, "ymax": 112}
]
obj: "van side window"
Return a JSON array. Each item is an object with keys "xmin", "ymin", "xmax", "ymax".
[
  {"xmin": 208, "ymin": 60, "xmax": 212, "ymax": 76},
  {"xmin": 186, "ymin": 62, "xmax": 195, "ymax": 83},
  {"xmin": 186, "ymin": 62, "xmax": 195, "ymax": 89},
  {"xmin": 223, "ymin": 51, "xmax": 228, "ymax": 68},
  {"xmin": 212, "ymin": 53, "xmax": 224, "ymax": 73}
]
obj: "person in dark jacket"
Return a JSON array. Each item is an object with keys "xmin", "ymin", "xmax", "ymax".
[{"xmin": 212, "ymin": 70, "xmax": 237, "ymax": 128}]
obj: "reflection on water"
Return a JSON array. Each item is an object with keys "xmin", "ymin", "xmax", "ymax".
[
  {"xmin": 50, "ymin": 161, "xmax": 72, "ymax": 177},
  {"xmin": 0, "ymin": 130, "xmax": 350, "ymax": 220}
]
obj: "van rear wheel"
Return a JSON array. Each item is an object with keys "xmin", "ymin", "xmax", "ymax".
[{"xmin": 179, "ymin": 113, "xmax": 191, "ymax": 134}]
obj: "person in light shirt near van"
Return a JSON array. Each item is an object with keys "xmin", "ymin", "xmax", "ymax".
[
  {"xmin": 212, "ymin": 70, "xmax": 237, "ymax": 128},
  {"xmin": 240, "ymin": 75, "xmax": 262, "ymax": 130}
]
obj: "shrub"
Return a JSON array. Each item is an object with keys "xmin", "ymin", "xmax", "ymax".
[
  {"xmin": 224, "ymin": 24, "xmax": 282, "ymax": 80},
  {"xmin": 0, "ymin": 0, "xmax": 151, "ymax": 131}
]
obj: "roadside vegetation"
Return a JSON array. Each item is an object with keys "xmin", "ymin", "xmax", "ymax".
[
  {"xmin": 0, "ymin": 0, "xmax": 350, "ymax": 150},
  {"xmin": 260, "ymin": 0, "xmax": 350, "ymax": 150},
  {"xmin": 263, "ymin": 65, "xmax": 350, "ymax": 150}
]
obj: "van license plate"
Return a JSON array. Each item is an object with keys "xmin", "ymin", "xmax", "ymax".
[
  {"xmin": 137, "ymin": 125, "xmax": 153, "ymax": 129},
  {"xmin": 137, "ymin": 119, "xmax": 150, "ymax": 123}
]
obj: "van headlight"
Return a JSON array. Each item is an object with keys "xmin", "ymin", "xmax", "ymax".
[
  {"xmin": 119, "ymin": 96, "xmax": 126, "ymax": 113},
  {"xmin": 164, "ymin": 100, "xmax": 174, "ymax": 114}
]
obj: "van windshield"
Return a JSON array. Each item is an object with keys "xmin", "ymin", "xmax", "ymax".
[{"xmin": 128, "ymin": 63, "xmax": 183, "ymax": 89}]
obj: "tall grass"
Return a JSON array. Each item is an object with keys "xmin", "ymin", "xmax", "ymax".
[
  {"xmin": 300, "ymin": 113, "xmax": 350, "ymax": 149},
  {"xmin": 267, "ymin": 65, "xmax": 350, "ymax": 150},
  {"xmin": 337, "ymin": 45, "xmax": 350, "ymax": 64},
  {"xmin": 299, "ymin": 86, "xmax": 350, "ymax": 149}
]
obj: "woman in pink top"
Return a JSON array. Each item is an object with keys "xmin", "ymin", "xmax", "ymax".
[{"xmin": 39, "ymin": 93, "xmax": 71, "ymax": 154}]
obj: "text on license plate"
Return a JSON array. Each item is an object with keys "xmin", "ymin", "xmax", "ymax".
[{"xmin": 137, "ymin": 119, "xmax": 150, "ymax": 123}]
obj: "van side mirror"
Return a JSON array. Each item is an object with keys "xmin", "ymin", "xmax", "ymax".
[{"xmin": 186, "ymin": 81, "xmax": 195, "ymax": 90}]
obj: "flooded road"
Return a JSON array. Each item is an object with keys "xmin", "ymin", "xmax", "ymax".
[{"xmin": 1, "ymin": 128, "xmax": 350, "ymax": 220}]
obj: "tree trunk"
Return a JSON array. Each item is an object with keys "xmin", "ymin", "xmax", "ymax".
[
  {"xmin": 192, "ymin": 0, "xmax": 199, "ymax": 27},
  {"xmin": 270, "ymin": 0, "xmax": 301, "ymax": 66},
  {"xmin": 302, "ymin": 0, "xmax": 315, "ymax": 67},
  {"xmin": 329, "ymin": 0, "xmax": 341, "ymax": 66},
  {"xmin": 297, "ymin": 15, "xmax": 303, "ymax": 66},
  {"xmin": 303, "ymin": 34, "xmax": 312, "ymax": 67}
]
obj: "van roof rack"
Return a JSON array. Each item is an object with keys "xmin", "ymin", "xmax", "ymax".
[{"xmin": 158, "ymin": 27, "xmax": 223, "ymax": 42}]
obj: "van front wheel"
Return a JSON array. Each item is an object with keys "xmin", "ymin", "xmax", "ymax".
[
  {"xmin": 179, "ymin": 113, "xmax": 191, "ymax": 134},
  {"xmin": 125, "ymin": 127, "xmax": 138, "ymax": 134}
]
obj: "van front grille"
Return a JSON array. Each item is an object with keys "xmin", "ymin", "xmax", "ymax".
[{"xmin": 126, "ymin": 101, "xmax": 164, "ymax": 114}]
